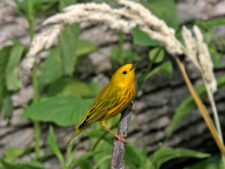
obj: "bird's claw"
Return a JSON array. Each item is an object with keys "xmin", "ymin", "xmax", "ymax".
[
  {"xmin": 114, "ymin": 135, "xmax": 127, "ymax": 143},
  {"xmin": 128, "ymin": 104, "xmax": 135, "ymax": 112}
]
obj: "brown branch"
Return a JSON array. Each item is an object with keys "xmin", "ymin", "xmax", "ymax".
[
  {"xmin": 111, "ymin": 103, "xmax": 132, "ymax": 169},
  {"xmin": 175, "ymin": 57, "xmax": 225, "ymax": 157}
]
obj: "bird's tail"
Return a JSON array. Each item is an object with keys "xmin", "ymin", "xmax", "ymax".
[
  {"xmin": 67, "ymin": 128, "xmax": 82, "ymax": 144},
  {"xmin": 67, "ymin": 114, "xmax": 91, "ymax": 144}
]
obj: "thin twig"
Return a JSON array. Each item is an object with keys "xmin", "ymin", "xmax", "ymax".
[
  {"xmin": 111, "ymin": 104, "xmax": 132, "ymax": 169},
  {"xmin": 175, "ymin": 57, "xmax": 225, "ymax": 157}
]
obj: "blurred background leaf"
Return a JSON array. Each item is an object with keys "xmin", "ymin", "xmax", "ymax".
[
  {"xmin": 184, "ymin": 154, "xmax": 223, "ymax": 169},
  {"xmin": 47, "ymin": 126, "xmax": 64, "ymax": 166},
  {"xmin": 0, "ymin": 159, "xmax": 46, "ymax": 169},
  {"xmin": 146, "ymin": 0, "xmax": 179, "ymax": 29},
  {"xmin": 59, "ymin": 24, "xmax": 80, "ymax": 76},
  {"xmin": 132, "ymin": 26, "xmax": 160, "ymax": 46},
  {"xmin": 0, "ymin": 47, "xmax": 12, "ymax": 115},
  {"xmin": 5, "ymin": 45, "xmax": 24, "ymax": 91},
  {"xmin": 167, "ymin": 75, "xmax": 225, "ymax": 138},
  {"xmin": 150, "ymin": 147, "xmax": 210, "ymax": 169},
  {"xmin": 3, "ymin": 147, "xmax": 25, "ymax": 163}
]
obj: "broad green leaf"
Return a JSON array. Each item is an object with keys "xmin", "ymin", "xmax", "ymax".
[
  {"xmin": 39, "ymin": 47, "xmax": 63, "ymax": 90},
  {"xmin": 76, "ymin": 39, "xmax": 98, "ymax": 56},
  {"xmin": 5, "ymin": 45, "xmax": 24, "ymax": 91},
  {"xmin": 146, "ymin": 0, "xmax": 179, "ymax": 29},
  {"xmin": 4, "ymin": 147, "xmax": 25, "ymax": 162},
  {"xmin": 2, "ymin": 95, "xmax": 13, "ymax": 118},
  {"xmin": 145, "ymin": 61, "xmax": 173, "ymax": 81},
  {"xmin": 0, "ymin": 159, "xmax": 46, "ymax": 169},
  {"xmin": 48, "ymin": 126, "xmax": 64, "ymax": 165},
  {"xmin": 22, "ymin": 96, "xmax": 93, "ymax": 126},
  {"xmin": 149, "ymin": 47, "xmax": 164, "ymax": 63},
  {"xmin": 60, "ymin": 24, "xmax": 80, "ymax": 75},
  {"xmin": 151, "ymin": 147, "xmax": 210, "ymax": 169},
  {"xmin": 167, "ymin": 75, "xmax": 225, "ymax": 138},
  {"xmin": 0, "ymin": 47, "xmax": 11, "ymax": 111},
  {"xmin": 132, "ymin": 27, "xmax": 160, "ymax": 46},
  {"xmin": 47, "ymin": 78, "xmax": 100, "ymax": 98}
]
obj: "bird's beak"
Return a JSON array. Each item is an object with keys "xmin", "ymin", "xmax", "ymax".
[{"xmin": 130, "ymin": 64, "xmax": 136, "ymax": 71}]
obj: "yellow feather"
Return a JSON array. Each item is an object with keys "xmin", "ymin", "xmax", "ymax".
[{"xmin": 68, "ymin": 64, "xmax": 136, "ymax": 143}]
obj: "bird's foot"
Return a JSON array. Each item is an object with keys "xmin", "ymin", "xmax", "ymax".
[
  {"xmin": 114, "ymin": 134, "xmax": 126, "ymax": 143},
  {"xmin": 128, "ymin": 104, "xmax": 135, "ymax": 112}
]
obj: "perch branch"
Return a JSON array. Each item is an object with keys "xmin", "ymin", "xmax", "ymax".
[{"xmin": 111, "ymin": 103, "xmax": 132, "ymax": 169}]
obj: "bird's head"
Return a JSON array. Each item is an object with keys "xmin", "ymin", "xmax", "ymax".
[{"xmin": 111, "ymin": 64, "xmax": 135, "ymax": 85}]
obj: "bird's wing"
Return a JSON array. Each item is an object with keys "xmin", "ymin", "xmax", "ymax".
[{"xmin": 76, "ymin": 84, "xmax": 121, "ymax": 130}]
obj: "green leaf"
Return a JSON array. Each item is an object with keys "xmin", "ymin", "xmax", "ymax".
[
  {"xmin": 5, "ymin": 45, "xmax": 24, "ymax": 91},
  {"xmin": 151, "ymin": 147, "xmax": 210, "ymax": 169},
  {"xmin": 47, "ymin": 126, "xmax": 64, "ymax": 165},
  {"xmin": 93, "ymin": 145, "xmax": 111, "ymax": 169},
  {"xmin": 3, "ymin": 147, "xmax": 25, "ymax": 162},
  {"xmin": 59, "ymin": 0, "xmax": 76, "ymax": 10},
  {"xmin": 69, "ymin": 152, "xmax": 95, "ymax": 169},
  {"xmin": 15, "ymin": 0, "xmax": 58, "ymax": 17},
  {"xmin": 0, "ymin": 159, "xmax": 46, "ymax": 169},
  {"xmin": 2, "ymin": 95, "xmax": 13, "ymax": 118},
  {"xmin": 146, "ymin": 0, "xmax": 179, "ymax": 29},
  {"xmin": 149, "ymin": 47, "xmax": 164, "ymax": 63},
  {"xmin": 110, "ymin": 46, "xmax": 140, "ymax": 65},
  {"xmin": 39, "ymin": 47, "xmax": 63, "ymax": 90},
  {"xmin": 196, "ymin": 17, "xmax": 225, "ymax": 30},
  {"xmin": 124, "ymin": 143, "xmax": 150, "ymax": 169},
  {"xmin": 60, "ymin": 24, "xmax": 80, "ymax": 75},
  {"xmin": 76, "ymin": 39, "xmax": 98, "ymax": 57},
  {"xmin": 132, "ymin": 27, "xmax": 160, "ymax": 46},
  {"xmin": 167, "ymin": 75, "xmax": 225, "ymax": 138},
  {"xmin": 209, "ymin": 43, "xmax": 222, "ymax": 68},
  {"xmin": 185, "ymin": 154, "xmax": 222, "ymax": 169},
  {"xmin": 151, "ymin": 61, "xmax": 172, "ymax": 75},
  {"xmin": 22, "ymin": 96, "xmax": 93, "ymax": 126},
  {"xmin": 93, "ymin": 155, "xmax": 111, "ymax": 169},
  {"xmin": 0, "ymin": 47, "xmax": 11, "ymax": 111},
  {"xmin": 145, "ymin": 61, "xmax": 173, "ymax": 81},
  {"xmin": 47, "ymin": 78, "xmax": 100, "ymax": 98}
]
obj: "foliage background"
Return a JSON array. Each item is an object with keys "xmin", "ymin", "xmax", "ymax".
[{"xmin": 0, "ymin": 0, "xmax": 225, "ymax": 169}]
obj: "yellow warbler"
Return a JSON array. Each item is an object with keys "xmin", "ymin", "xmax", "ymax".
[{"xmin": 68, "ymin": 64, "xmax": 136, "ymax": 143}]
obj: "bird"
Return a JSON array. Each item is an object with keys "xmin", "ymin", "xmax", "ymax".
[{"xmin": 68, "ymin": 64, "xmax": 136, "ymax": 143}]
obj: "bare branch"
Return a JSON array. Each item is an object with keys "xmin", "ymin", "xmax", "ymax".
[{"xmin": 111, "ymin": 104, "xmax": 132, "ymax": 169}]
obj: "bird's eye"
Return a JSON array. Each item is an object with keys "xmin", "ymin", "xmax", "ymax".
[{"xmin": 122, "ymin": 71, "xmax": 127, "ymax": 75}]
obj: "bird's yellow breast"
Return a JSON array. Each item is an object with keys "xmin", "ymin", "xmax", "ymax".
[{"xmin": 103, "ymin": 80, "xmax": 136, "ymax": 120}]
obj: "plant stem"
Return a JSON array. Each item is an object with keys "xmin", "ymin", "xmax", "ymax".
[
  {"xmin": 111, "ymin": 104, "xmax": 132, "ymax": 169},
  {"xmin": 27, "ymin": 0, "xmax": 41, "ymax": 158},
  {"xmin": 175, "ymin": 57, "xmax": 225, "ymax": 157},
  {"xmin": 204, "ymin": 81, "xmax": 225, "ymax": 168}
]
